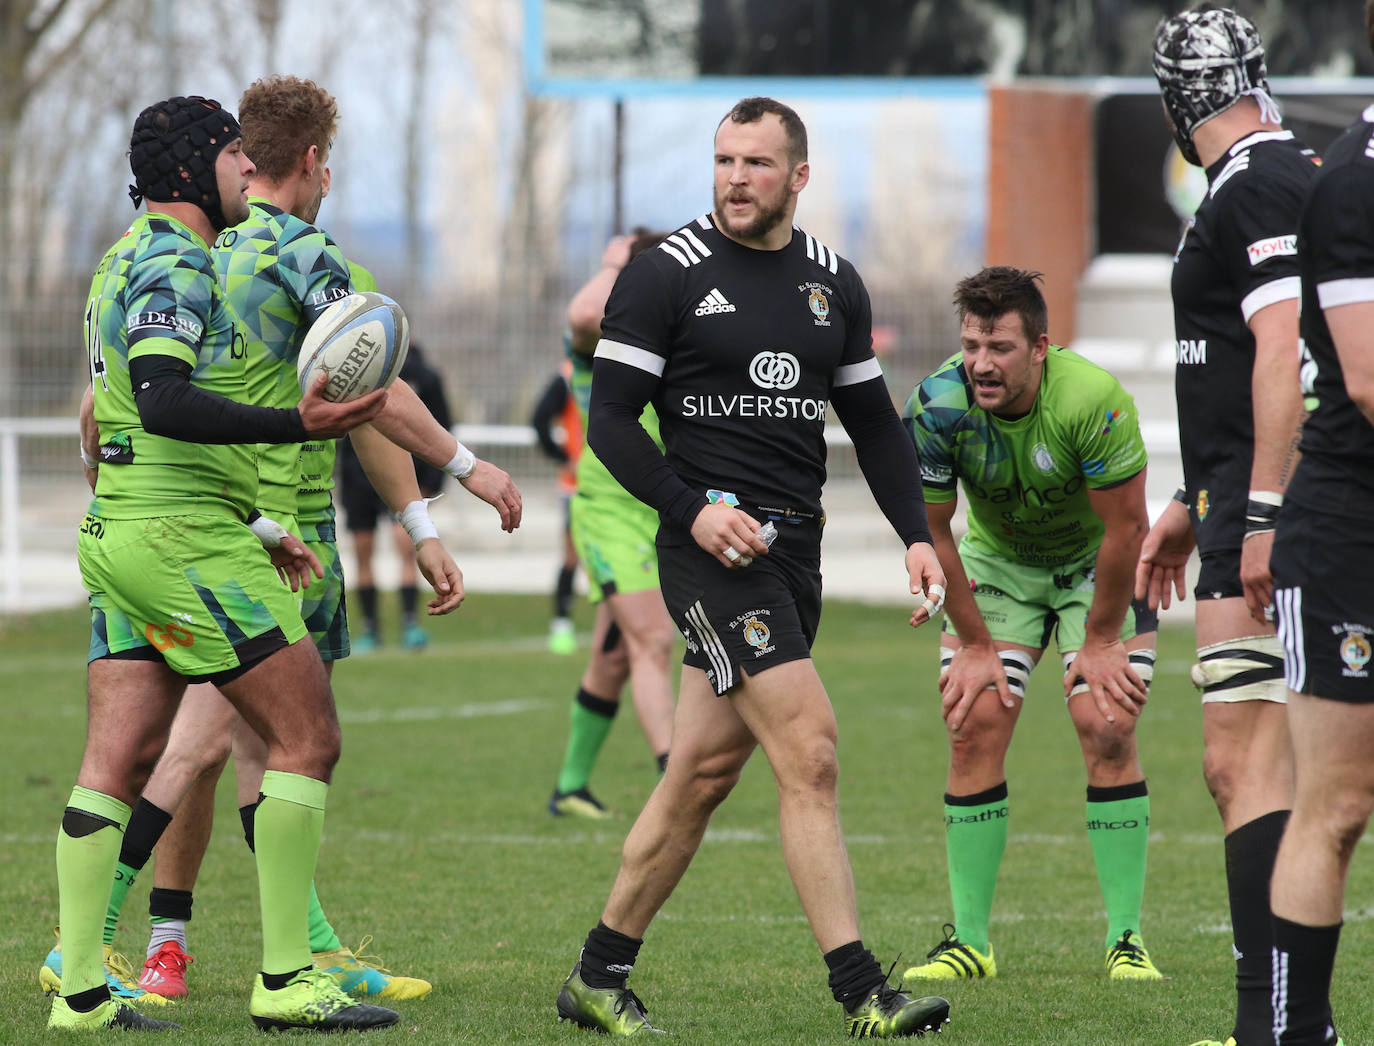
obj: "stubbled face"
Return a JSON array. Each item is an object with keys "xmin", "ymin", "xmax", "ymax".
[
  {"xmin": 216, "ymin": 139, "xmax": 254, "ymax": 226},
  {"xmin": 712, "ymin": 113, "xmax": 806, "ymax": 246},
  {"xmin": 960, "ymin": 310, "xmax": 1048, "ymax": 415}
]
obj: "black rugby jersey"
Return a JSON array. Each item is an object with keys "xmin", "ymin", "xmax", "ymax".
[
  {"xmin": 590, "ymin": 213, "xmax": 923, "ymax": 542},
  {"xmin": 1288, "ymin": 107, "xmax": 1374, "ymax": 516},
  {"xmin": 1169, "ymin": 129, "xmax": 1317, "ymax": 547}
]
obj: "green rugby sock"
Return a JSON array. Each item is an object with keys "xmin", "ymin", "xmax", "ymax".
[
  {"xmin": 1086, "ymin": 782, "xmax": 1150, "ymax": 948},
  {"xmin": 57, "ymin": 787, "xmax": 131, "ymax": 996},
  {"xmin": 943, "ymin": 783, "xmax": 1008, "ymax": 955},
  {"xmin": 308, "ymin": 884, "xmax": 342, "ymax": 953},
  {"xmin": 255, "ymin": 771, "xmax": 327, "ymax": 976},
  {"xmin": 104, "ymin": 798, "xmax": 172, "ymax": 946},
  {"xmin": 240, "ymin": 799, "xmax": 340, "ymax": 954},
  {"xmin": 555, "ymin": 689, "xmax": 618, "ymax": 794},
  {"xmin": 104, "ymin": 862, "xmax": 139, "ymax": 947}
]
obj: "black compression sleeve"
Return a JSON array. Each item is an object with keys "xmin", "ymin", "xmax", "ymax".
[
  {"xmin": 587, "ymin": 357, "xmax": 702, "ymax": 531},
  {"xmin": 831, "ymin": 378, "xmax": 932, "ymax": 547},
  {"xmin": 130, "ymin": 354, "xmax": 308, "ymax": 445}
]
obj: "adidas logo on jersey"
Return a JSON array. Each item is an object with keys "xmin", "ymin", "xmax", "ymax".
[{"xmin": 695, "ymin": 288, "xmax": 736, "ymax": 316}]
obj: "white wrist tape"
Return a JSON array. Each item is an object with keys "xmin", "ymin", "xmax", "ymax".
[
  {"xmin": 80, "ymin": 445, "xmax": 98, "ymax": 469},
  {"xmin": 249, "ymin": 512, "xmax": 291, "ymax": 548},
  {"xmin": 443, "ymin": 442, "xmax": 477, "ymax": 480},
  {"xmin": 397, "ymin": 499, "xmax": 440, "ymax": 547}
]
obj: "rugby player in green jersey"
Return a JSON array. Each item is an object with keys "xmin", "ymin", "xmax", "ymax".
[
  {"xmin": 548, "ymin": 231, "xmax": 676, "ymax": 819},
  {"xmin": 52, "ymin": 95, "xmax": 397, "ymax": 1033},
  {"xmin": 57, "ymin": 75, "xmax": 518, "ymax": 1007},
  {"xmin": 901, "ymin": 266, "xmax": 1164, "ymax": 984}
]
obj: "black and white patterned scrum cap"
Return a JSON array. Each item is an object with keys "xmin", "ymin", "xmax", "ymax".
[
  {"xmin": 1152, "ymin": 8, "xmax": 1278, "ymax": 166},
  {"xmin": 128, "ymin": 96, "xmax": 242, "ymax": 231}
]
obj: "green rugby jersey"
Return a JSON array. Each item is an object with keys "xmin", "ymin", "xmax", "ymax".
[
  {"xmin": 85, "ymin": 214, "xmax": 256, "ymax": 519},
  {"xmin": 904, "ymin": 346, "xmax": 1147, "ymax": 567},
  {"xmin": 567, "ymin": 334, "xmax": 663, "ymax": 502},
  {"xmin": 296, "ymin": 260, "xmax": 377, "ymax": 528},
  {"xmin": 215, "ymin": 199, "xmax": 352, "ymax": 514}
]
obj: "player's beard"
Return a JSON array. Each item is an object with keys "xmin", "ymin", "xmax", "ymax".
[{"xmin": 715, "ymin": 184, "xmax": 790, "ymax": 242}]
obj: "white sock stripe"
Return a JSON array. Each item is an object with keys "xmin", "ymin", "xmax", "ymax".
[
  {"xmin": 686, "ymin": 600, "xmax": 733, "ymax": 690},
  {"xmin": 1272, "ymin": 946, "xmax": 1289, "ymax": 1042}
]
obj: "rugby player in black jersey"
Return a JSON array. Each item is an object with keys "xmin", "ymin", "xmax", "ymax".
[
  {"xmin": 1267, "ymin": 6, "xmax": 1374, "ymax": 1043},
  {"xmin": 553, "ymin": 97, "xmax": 950, "ymax": 1039},
  {"xmin": 1139, "ymin": 10, "xmax": 1317, "ymax": 1046}
]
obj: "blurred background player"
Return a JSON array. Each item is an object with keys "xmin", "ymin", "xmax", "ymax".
[
  {"xmin": 530, "ymin": 359, "xmax": 583, "ymax": 654},
  {"xmin": 903, "ymin": 267, "xmax": 1160, "ymax": 984},
  {"xmin": 547, "ymin": 230, "xmax": 676, "ymax": 819},
  {"xmin": 339, "ymin": 339, "xmax": 453, "ymax": 652},
  {"xmin": 1141, "ymin": 10, "xmax": 1316, "ymax": 1045}
]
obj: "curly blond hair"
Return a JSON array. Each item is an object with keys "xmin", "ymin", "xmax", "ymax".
[{"xmin": 238, "ymin": 75, "xmax": 338, "ymax": 183}]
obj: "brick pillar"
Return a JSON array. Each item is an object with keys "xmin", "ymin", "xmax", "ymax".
[{"xmin": 986, "ymin": 84, "xmax": 1095, "ymax": 344}]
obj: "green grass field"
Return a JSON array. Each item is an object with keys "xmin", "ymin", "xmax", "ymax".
[{"xmin": 3, "ymin": 595, "xmax": 1371, "ymax": 1044}]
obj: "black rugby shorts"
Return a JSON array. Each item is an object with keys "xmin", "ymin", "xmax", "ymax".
[
  {"xmin": 1195, "ymin": 547, "xmax": 1243, "ymax": 601},
  {"xmin": 657, "ymin": 533, "xmax": 821, "ymax": 697},
  {"xmin": 339, "ymin": 472, "xmax": 388, "ymax": 533},
  {"xmin": 1273, "ymin": 508, "xmax": 1374, "ymax": 703}
]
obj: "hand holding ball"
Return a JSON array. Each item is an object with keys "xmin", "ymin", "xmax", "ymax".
[{"xmin": 297, "ymin": 292, "xmax": 410, "ymax": 402}]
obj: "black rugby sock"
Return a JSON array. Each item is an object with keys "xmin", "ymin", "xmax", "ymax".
[
  {"xmin": 555, "ymin": 565, "xmax": 577, "ymax": 619},
  {"xmin": 825, "ymin": 940, "xmax": 883, "ymax": 1009},
  {"xmin": 399, "ymin": 584, "xmax": 418, "ymax": 624},
  {"xmin": 1226, "ymin": 810, "xmax": 1289, "ymax": 1043},
  {"xmin": 580, "ymin": 921, "xmax": 642, "ymax": 989},
  {"xmin": 1271, "ymin": 915, "xmax": 1341, "ymax": 1044}
]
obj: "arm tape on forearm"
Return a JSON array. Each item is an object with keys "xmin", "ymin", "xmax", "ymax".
[
  {"xmin": 397, "ymin": 499, "xmax": 440, "ymax": 546},
  {"xmin": 442, "ymin": 442, "xmax": 477, "ymax": 479},
  {"xmin": 129, "ymin": 355, "xmax": 307, "ymax": 445}
]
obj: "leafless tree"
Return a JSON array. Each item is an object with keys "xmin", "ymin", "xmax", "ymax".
[{"xmin": 0, "ymin": 0, "xmax": 157, "ymax": 412}]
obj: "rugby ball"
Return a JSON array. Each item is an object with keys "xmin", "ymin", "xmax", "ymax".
[{"xmin": 297, "ymin": 291, "xmax": 409, "ymax": 402}]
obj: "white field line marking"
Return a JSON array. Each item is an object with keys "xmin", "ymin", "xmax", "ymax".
[
  {"xmin": 337, "ymin": 697, "xmax": 550, "ymax": 724},
  {"xmin": 0, "ymin": 635, "xmax": 568, "ymax": 682},
  {"xmin": 1, "ymin": 827, "xmax": 1244, "ymax": 850},
  {"xmin": 23, "ymin": 690, "xmax": 550, "ymax": 722}
]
